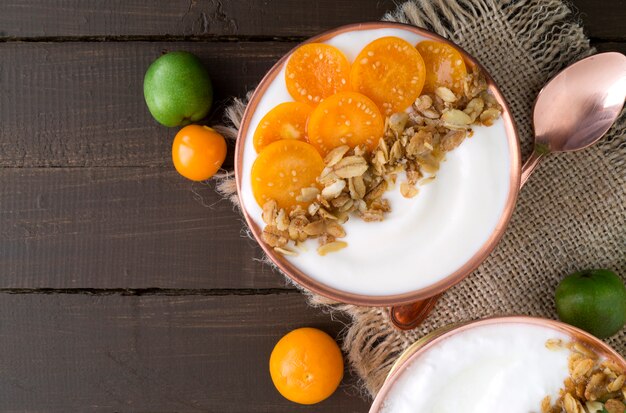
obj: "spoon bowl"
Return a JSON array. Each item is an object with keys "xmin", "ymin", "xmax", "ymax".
[{"xmin": 521, "ymin": 52, "xmax": 626, "ymax": 186}]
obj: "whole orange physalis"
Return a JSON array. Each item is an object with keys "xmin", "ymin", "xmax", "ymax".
[
  {"xmin": 269, "ymin": 327, "xmax": 344, "ymax": 405},
  {"xmin": 172, "ymin": 125, "xmax": 227, "ymax": 181}
]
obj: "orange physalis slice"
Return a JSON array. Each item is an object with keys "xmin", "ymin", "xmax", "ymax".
[
  {"xmin": 285, "ymin": 43, "xmax": 351, "ymax": 105},
  {"xmin": 350, "ymin": 36, "xmax": 426, "ymax": 115},
  {"xmin": 307, "ymin": 91, "xmax": 384, "ymax": 156},
  {"xmin": 251, "ymin": 140, "xmax": 324, "ymax": 210},
  {"xmin": 416, "ymin": 41, "xmax": 467, "ymax": 95},
  {"xmin": 253, "ymin": 102, "xmax": 313, "ymax": 152}
]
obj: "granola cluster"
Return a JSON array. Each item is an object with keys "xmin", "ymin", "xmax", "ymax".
[
  {"xmin": 543, "ymin": 340, "xmax": 626, "ymax": 413},
  {"xmin": 262, "ymin": 66, "xmax": 502, "ymax": 256}
]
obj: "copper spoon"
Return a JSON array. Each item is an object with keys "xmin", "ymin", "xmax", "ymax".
[
  {"xmin": 391, "ymin": 52, "xmax": 626, "ymax": 330},
  {"xmin": 520, "ymin": 52, "xmax": 626, "ymax": 187}
]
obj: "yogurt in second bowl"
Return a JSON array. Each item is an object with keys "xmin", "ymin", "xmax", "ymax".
[
  {"xmin": 237, "ymin": 24, "xmax": 519, "ymax": 301},
  {"xmin": 371, "ymin": 318, "xmax": 626, "ymax": 413}
]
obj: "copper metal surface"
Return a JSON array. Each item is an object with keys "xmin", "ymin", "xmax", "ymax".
[
  {"xmin": 521, "ymin": 52, "xmax": 626, "ymax": 187},
  {"xmin": 369, "ymin": 316, "xmax": 626, "ymax": 413},
  {"xmin": 235, "ymin": 22, "xmax": 521, "ymax": 309},
  {"xmin": 389, "ymin": 294, "xmax": 441, "ymax": 330}
]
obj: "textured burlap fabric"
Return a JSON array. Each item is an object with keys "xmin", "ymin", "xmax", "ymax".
[{"xmin": 215, "ymin": 0, "xmax": 626, "ymax": 398}]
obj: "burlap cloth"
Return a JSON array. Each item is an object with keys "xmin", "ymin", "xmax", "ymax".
[{"xmin": 214, "ymin": 0, "xmax": 626, "ymax": 398}]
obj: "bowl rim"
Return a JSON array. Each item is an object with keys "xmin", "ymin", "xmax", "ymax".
[
  {"xmin": 368, "ymin": 315, "xmax": 626, "ymax": 412},
  {"xmin": 234, "ymin": 21, "xmax": 522, "ymax": 306}
]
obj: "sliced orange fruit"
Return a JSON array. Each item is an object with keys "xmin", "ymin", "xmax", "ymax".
[
  {"xmin": 350, "ymin": 36, "xmax": 426, "ymax": 115},
  {"xmin": 251, "ymin": 140, "xmax": 324, "ymax": 210},
  {"xmin": 416, "ymin": 40, "xmax": 467, "ymax": 95},
  {"xmin": 307, "ymin": 91, "xmax": 384, "ymax": 156},
  {"xmin": 285, "ymin": 43, "xmax": 351, "ymax": 105},
  {"xmin": 253, "ymin": 102, "xmax": 313, "ymax": 152}
]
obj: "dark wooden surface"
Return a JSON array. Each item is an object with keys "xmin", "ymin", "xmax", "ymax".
[
  {"xmin": 0, "ymin": 1, "xmax": 623, "ymax": 411},
  {"xmin": 0, "ymin": 293, "xmax": 363, "ymax": 413}
]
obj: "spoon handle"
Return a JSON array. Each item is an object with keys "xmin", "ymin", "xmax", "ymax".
[
  {"xmin": 389, "ymin": 294, "xmax": 442, "ymax": 330},
  {"xmin": 520, "ymin": 144, "xmax": 549, "ymax": 188}
]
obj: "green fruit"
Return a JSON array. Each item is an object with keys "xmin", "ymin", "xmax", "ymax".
[
  {"xmin": 143, "ymin": 51, "xmax": 213, "ymax": 127},
  {"xmin": 555, "ymin": 268, "xmax": 626, "ymax": 339}
]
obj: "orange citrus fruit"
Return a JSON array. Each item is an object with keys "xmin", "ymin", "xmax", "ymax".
[
  {"xmin": 416, "ymin": 40, "xmax": 468, "ymax": 95},
  {"xmin": 269, "ymin": 327, "xmax": 344, "ymax": 405},
  {"xmin": 251, "ymin": 140, "xmax": 324, "ymax": 210},
  {"xmin": 307, "ymin": 91, "xmax": 384, "ymax": 156},
  {"xmin": 350, "ymin": 36, "xmax": 426, "ymax": 115},
  {"xmin": 285, "ymin": 43, "xmax": 351, "ymax": 105},
  {"xmin": 172, "ymin": 125, "xmax": 226, "ymax": 181},
  {"xmin": 253, "ymin": 102, "xmax": 313, "ymax": 152}
]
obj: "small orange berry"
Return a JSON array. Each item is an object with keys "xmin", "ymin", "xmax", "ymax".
[
  {"xmin": 172, "ymin": 125, "xmax": 227, "ymax": 181},
  {"xmin": 269, "ymin": 327, "xmax": 344, "ymax": 405}
]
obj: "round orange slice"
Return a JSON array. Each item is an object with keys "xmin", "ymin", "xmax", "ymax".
[
  {"xmin": 416, "ymin": 41, "xmax": 467, "ymax": 95},
  {"xmin": 251, "ymin": 140, "xmax": 324, "ymax": 210},
  {"xmin": 253, "ymin": 102, "xmax": 313, "ymax": 152},
  {"xmin": 350, "ymin": 36, "xmax": 426, "ymax": 115},
  {"xmin": 285, "ymin": 43, "xmax": 351, "ymax": 105},
  {"xmin": 307, "ymin": 91, "xmax": 384, "ymax": 156}
]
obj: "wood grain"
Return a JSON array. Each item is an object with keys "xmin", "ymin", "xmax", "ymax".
[
  {"xmin": 0, "ymin": 2, "xmax": 623, "ymax": 413},
  {"xmin": 595, "ymin": 42, "xmax": 626, "ymax": 54},
  {"xmin": 572, "ymin": 0, "xmax": 626, "ymax": 40},
  {"xmin": 0, "ymin": 41, "xmax": 294, "ymax": 168},
  {"xmin": 0, "ymin": 292, "xmax": 368, "ymax": 412},
  {"xmin": 1, "ymin": 39, "xmax": 623, "ymax": 169},
  {"xmin": 0, "ymin": 0, "xmax": 395, "ymax": 38},
  {"xmin": 0, "ymin": 167, "xmax": 285, "ymax": 289},
  {"xmin": 0, "ymin": 0, "xmax": 623, "ymax": 40}
]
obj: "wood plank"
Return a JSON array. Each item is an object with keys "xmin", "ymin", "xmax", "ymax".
[
  {"xmin": 1, "ymin": 40, "xmax": 624, "ymax": 169},
  {"xmin": 0, "ymin": 167, "xmax": 286, "ymax": 289},
  {"xmin": 573, "ymin": 0, "xmax": 626, "ymax": 40},
  {"xmin": 0, "ymin": 0, "xmax": 396, "ymax": 38},
  {"xmin": 594, "ymin": 41, "xmax": 626, "ymax": 54},
  {"xmin": 0, "ymin": 41, "xmax": 294, "ymax": 168},
  {"xmin": 0, "ymin": 292, "xmax": 369, "ymax": 412},
  {"xmin": 0, "ymin": 0, "xmax": 623, "ymax": 40}
]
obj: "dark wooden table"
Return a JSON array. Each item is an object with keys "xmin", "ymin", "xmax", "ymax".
[{"xmin": 0, "ymin": 1, "xmax": 624, "ymax": 411}]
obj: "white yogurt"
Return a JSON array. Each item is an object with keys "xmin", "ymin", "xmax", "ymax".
[
  {"xmin": 380, "ymin": 323, "xmax": 571, "ymax": 413},
  {"xmin": 240, "ymin": 28, "xmax": 512, "ymax": 296}
]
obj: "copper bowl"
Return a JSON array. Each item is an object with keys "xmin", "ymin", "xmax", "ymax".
[
  {"xmin": 235, "ymin": 22, "xmax": 521, "ymax": 328},
  {"xmin": 369, "ymin": 316, "xmax": 626, "ymax": 412}
]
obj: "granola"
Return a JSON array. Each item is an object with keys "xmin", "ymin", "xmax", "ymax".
[
  {"xmin": 542, "ymin": 340, "xmax": 626, "ymax": 413},
  {"xmin": 263, "ymin": 66, "xmax": 502, "ymax": 256}
]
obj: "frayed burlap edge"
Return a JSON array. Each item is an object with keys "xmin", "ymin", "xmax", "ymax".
[{"xmin": 212, "ymin": 0, "xmax": 626, "ymax": 399}]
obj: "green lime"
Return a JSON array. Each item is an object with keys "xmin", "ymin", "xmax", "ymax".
[
  {"xmin": 143, "ymin": 51, "xmax": 213, "ymax": 127},
  {"xmin": 555, "ymin": 268, "xmax": 626, "ymax": 339}
]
